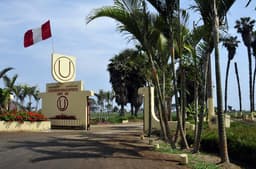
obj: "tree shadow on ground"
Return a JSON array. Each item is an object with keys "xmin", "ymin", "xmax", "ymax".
[{"xmin": 7, "ymin": 131, "xmax": 150, "ymax": 163}]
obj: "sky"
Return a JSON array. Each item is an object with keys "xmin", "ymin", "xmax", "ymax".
[{"xmin": 0, "ymin": 0, "xmax": 255, "ymax": 111}]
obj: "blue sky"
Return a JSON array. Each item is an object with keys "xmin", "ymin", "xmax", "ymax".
[{"xmin": 0, "ymin": 0, "xmax": 255, "ymax": 111}]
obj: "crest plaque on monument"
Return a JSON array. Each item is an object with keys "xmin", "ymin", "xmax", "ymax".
[{"xmin": 40, "ymin": 53, "xmax": 94, "ymax": 130}]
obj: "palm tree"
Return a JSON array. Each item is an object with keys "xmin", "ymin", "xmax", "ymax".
[
  {"xmin": 107, "ymin": 52, "xmax": 129, "ymax": 116},
  {"xmin": 222, "ymin": 36, "xmax": 240, "ymax": 113},
  {"xmin": 234, "ymin": 62, "xmax": 242, "ymax": 112},
  {"xmin": 26, "ymin": 86, "xmax": 37, "ymax": 111},
  {"xmin": 33, "ymin": 89, "xmax": 40, "ymax": 111},
  {"xmin": 147, "ymin": 0, "xmax": 189, "ymax": 149},
  {"xmin": 251, "ymin": 31, "xmax": 256, "ymax": 114},
  {"xmin": 18, "ymin": 85, "xmax": 29, "ymax": 109},
  {"xmin": 105, "ymin": 91, "xmax": 114, "ymax": 113},
  {"xmin": 95, "ymin": 89, "xmax": 106, "ymax": 119},
  {"xmin": 212, "ymin": 0, "xmax": 230, "ymax": 163},
  {"xmin": 87, "ymin": 0, "xmax": 175, "ymax": 147},
  {"xmin": 13, "ymin": 85, "xmax": 23, "ymax": 109},
  {"xmin": 192, "ymin": 0, "xmax": 235, "ymax": 162},
  {"xmin": 235, "ymin": 17, "xmax": 256, "ymax": 112},
  {"xmin": 0, "ymin": 67, "xmax": 13, "ymax": 111},
  {"xmin": 2, "ymin": 74, "xmax": 18, "ymax": 111}
]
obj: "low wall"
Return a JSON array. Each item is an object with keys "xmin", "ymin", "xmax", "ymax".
[{"xmin": 0, "ymin": 121, "xmax": 51, "ymax": 131}]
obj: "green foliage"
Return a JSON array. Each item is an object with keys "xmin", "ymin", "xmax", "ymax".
[
  {"xmin": 227, "ymin": 122, "xmax": 256, "ymax": 165},
  {"xmin": 90, "ymin": 112, "xmax": 143, "ymax": 124},
  {"xmin": 187, "ymin": 121, "xmax": 256, "ymax": 166},
  {"xmin": 189, "ymin": 159, "xmax": 220, "ymax": 169},
  {"xmin": 155, "ymin": 142, "xmax": 220, "ymax": 169},
  {"xmin": 155, "ymin": 143, "xmax": 180, "ymax": 154}
]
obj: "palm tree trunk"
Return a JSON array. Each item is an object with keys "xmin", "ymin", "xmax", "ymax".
[
  {"xmin": 175, "ymin": 0, "xmax": 189, "ymax": 149},
  {"xmin": 148, "ymin": 86, "xmax": 152, "ymax": 137},
  {"xmin": 234, "ymin": 62, "xmax": 242, "ymax": 112},
  {"xmin": 154, "ymin": 71, "xmax": 175, "ymax": 148},
  {"xmin": 131, "ymin": 104, "xmax": 134, "ymax": 116},
  {"xmin": 35, "ymin": 100, "xmax": 39, "ymax": 111},
  {"xmin": 253, "ymin": 58, "xmax": 256, "ymax": 111},
  {"xmin": 167, "ymin": 97, "xmax": 172, "ymax": 121},
  {"xmin": 171, "ymin": 46, "xmax": 189, "ymax": 149},
  {"xmin": 148, "ymin": 53, "xmax": 171, "ymax": 145},
  {"xmin": 193, "ymin": 50, "xmax": 209, "ymax": 153},
  {"xmin": 247, "ymin": 47, "xmax": 253, "ymax": 113},
  {"xmin": 120, "ymin": 104, "xmax": 124, "ymax": 116},
  {"xmin": 193, "ymin": 81, "xmax": 199, "ymax": 146},
  {"xmin": 224, "ymin": 60, "xmax": 231, "ymax": 113},
  {"xmin": 207, "ymin": 56, "xmax": 215, "ymax": 121},
  {"xmin": 181, "ymin": 65, "xmax": 186, "ymax": 133},
  {"xmin": 212, "ymin": 0, "xmax": 229, "ymax": 163}
]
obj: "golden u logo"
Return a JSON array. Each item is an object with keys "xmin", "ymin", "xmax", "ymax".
[{"xmin": 52, "ymin": 53, "xmax": 76, "ymax": 83}]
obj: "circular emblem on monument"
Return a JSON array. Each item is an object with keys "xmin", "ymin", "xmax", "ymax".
[
  {"xmin": 57, "ymin": 96, "xmax": 69, "ymax": 111},
  {"xmin": 52, "ymin": 53, "xmax": 76, "ymax": 83}
]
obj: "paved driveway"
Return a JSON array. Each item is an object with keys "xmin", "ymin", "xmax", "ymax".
[{"xmin": 0, "ymin": 123, "xmax": 189, "ymax": 169}]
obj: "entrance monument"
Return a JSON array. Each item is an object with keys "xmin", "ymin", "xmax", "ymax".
[{"xmin": 40, "ymin": 53, "xmax": 94, "ymax": 130}]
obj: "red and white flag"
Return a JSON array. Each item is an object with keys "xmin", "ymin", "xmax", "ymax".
[{"xmin": 24, "ymin": 20, "xmax": 52, "ymax": 48}]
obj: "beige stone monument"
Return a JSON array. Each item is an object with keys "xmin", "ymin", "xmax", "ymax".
[{"xmin": 40, "ymin": 53, "xmax": 94, "ymax": 130}]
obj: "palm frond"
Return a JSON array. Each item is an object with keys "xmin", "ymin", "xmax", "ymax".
[
  {"xmin": 192, "ymin": 0, "xmax": 235, "ymax": 27},
  {"xmin": 87, "ymin": 6, "xmax": 144, "ymax": 44},
  {"xmin": 0, "ymin": 67, "xmax": 13, "ymax": 79},
  {"xmin": 246, "ymin": 0, "xmax": 251, "ymax": 7}
]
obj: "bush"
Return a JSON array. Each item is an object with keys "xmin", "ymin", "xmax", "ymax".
[
  {"xmin": 187, "ymin": 121, "xmax": 256, "ymax": 166},
  {"xmin": 0, "ymin": 111, "xmax": 48, "ymax": 122}
]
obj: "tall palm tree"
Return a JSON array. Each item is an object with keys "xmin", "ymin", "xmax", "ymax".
[
  {"xmin": 222, "ymin": 36, "xmax": 240, "ymax": 113},
  {"xmin": 191, "ymin": 0, "xmax": 217, "ymax": 153},
  {"xmin": 147, "ymin": 0, "xmax": 189, "ymax": 149},
  {"xmin": 235, "ymin": 17, "xmax": 255, "ymax": 112},
  {"xmin": 234, "ymin": 62, "xmax": 242, "ymax": 112},
  {"xmin": 212, "ymin": 0, "xmax": 230, "ymax": 163},
  {"xmin": 107, "ymin": 53, "xmax": 129, "ymax": 116},
  {"xmin": 192, "ymin": 0, "xmax": 235, "ymax": 163},
  {"xmin": 251, "ymin": 31, "xmax": 256, "ymax": 114},
  {"xmin": 87, "ymin": 0, "xmax": 176, "ymax": 147}
]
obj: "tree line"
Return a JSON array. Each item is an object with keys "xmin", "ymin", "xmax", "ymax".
[{"xmin": 0, "ymin": 67, "xmax": 40, "ymax": 112}]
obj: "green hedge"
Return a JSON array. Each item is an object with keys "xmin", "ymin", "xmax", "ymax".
[{"xmin": 187, "ymin": 121, "xmax": 256, "ymax": 166}]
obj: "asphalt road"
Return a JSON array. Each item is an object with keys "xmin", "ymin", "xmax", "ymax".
[{"xmin": 0, "ymin": 123, "xmax": 189, "ymax": 169}]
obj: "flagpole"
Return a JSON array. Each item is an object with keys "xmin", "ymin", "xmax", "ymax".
[{"xmin": 51, "ymin": 37, "xmax": 55, "ymax": 53}]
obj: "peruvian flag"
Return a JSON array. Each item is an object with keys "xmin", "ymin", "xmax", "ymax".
[{"xmin": 24, "ymin": 20, "xmax": 52, "ymax": 48}]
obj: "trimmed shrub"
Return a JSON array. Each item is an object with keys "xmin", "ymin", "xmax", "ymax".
[{"xmin": 187, "ymin": 121, "xmax": 256, "ymax": 166}]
